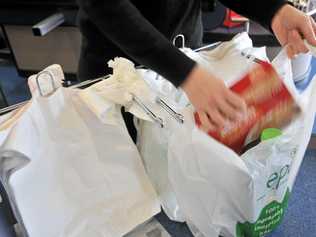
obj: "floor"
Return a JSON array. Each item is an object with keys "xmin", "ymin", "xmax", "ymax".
[
  {"xmin": 0, "ymin": 59, "xmax": 30, "ymax": 106},
  {"xmin": 0, "ymin": 58, "xmax": 315, "ymax": 237}
]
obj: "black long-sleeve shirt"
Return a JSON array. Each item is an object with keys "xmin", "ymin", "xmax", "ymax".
[{"xmin": 77, "ymin": 0, "xmax": 286, "ymax": 86}]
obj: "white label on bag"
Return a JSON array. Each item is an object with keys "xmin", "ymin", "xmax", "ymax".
[{"xmin": 237, "ymin": 144, "xmax": 299, "ymax": 237}]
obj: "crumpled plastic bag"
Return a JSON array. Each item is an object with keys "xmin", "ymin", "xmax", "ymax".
[{"xmin": 79, "ymin": 58, "xmax": 156, "ymax": 125}]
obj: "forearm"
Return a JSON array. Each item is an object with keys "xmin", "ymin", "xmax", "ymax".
[{"xmin": 77, "ymin": 0, "xmax": 196, "ymax": 87}]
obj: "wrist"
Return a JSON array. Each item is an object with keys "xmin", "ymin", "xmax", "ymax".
[
  {"xmin": 271, "ymin": 3, "xmax": 291, "ymax": 31},
  {"xmin": 181, "ymin": 65, "xmax": 200, "ymax": 90}
]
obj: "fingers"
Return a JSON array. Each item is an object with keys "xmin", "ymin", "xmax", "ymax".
[
  {"xmin": 212, "ymin": 90, "xmax": 246, "ymax": 122},
  {"xmin": 196, "ymin": 110, "xmax": 215, "ymax": 132},
  {"xmin": 198, "ymin": 106, "xmax": 228, "ymax": 132},
  {"xmin": 224, "ymin": 90, "xmax": 247, "ymax": 113},
  {"xmin": 310, "ymin": 17, "xmax": 316, "ymax": 33},
  {"xmin": 216, "ymin": 96, "xmax": 239, "ymax": 121},
  {"xmin": 197, "ymin": 89, "xmax": 247, "ymax": 132},
  {"xmin": 206, "ymin": 107, "xmax": 226, "ymax": 128},
  {"xmin": 185, "ymin": 66, "xmax": 247, "ymax": 132},
  {"xmin": 299, "ymin": 16, "xmax": 316, "ymax": 46},
  {"xmin": 286, "ymin": 44, "xmax": 296, "ymax": 59},
  {"xmin": 288, "ymin": 30, "xmax": 309, "ymax": 56},
  {"xmin": 291, "ymin": 30, "xmax": 309, "ymax": 53}
]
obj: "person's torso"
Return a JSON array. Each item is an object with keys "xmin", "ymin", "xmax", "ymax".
[
  {"xmin": 78, "ymin": 0, "xmax": 203, "ymax": 55},
  {"xmin": 130, "ymin": 0, "xmax": 201, "ymax": 39}
]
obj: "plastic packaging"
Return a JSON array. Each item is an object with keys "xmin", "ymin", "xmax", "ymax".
[{"xmin": 195, "ymin": 61, "xmax": 301, "ymax": 154}]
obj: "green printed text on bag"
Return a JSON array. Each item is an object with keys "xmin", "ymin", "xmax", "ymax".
[{"xmin": 236, "ymin": 189, "xmax": 290, "ymax": 237}]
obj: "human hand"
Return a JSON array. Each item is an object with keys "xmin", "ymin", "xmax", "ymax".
[
  {"xmin": 181, "ymin": 66, "xmax": 246, "ymax": 131},
  {"xmin": 272, "ymin": 4, "xmax": 316, "ymax": 58}
]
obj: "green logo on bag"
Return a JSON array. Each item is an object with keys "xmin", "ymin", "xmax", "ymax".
[
  {"xmin": 236, "ymin": 189, "xmax": 290, "ymax": 237},
  {"xmin": 266, "ymin": 165, "xmax": 290, "ymax": 190}
]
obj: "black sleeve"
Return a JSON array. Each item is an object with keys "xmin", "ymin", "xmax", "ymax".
[
  {"xmin": 218, "ymin": 0, "xmax": 288, "ymax": 29},
  {"xmin": 77, "ymin": 0, "xmax": 196, "ymax": 87}
]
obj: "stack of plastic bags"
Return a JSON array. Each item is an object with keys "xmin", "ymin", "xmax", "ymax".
[{"xmin": 0, "ymin": 64, "xmax": 160, "ymax": 237}]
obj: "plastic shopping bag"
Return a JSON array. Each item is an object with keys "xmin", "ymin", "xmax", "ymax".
[
  {"xmin": 136, "ymin": 112, "xmax": 185, "ymax": 222},
  {"xmin": 182, "ymin": 32, "xmax": 269, "ymax": 86},
  {"xmin": 135, "ymin": 32, "xmax": 268, "ymax": 222},
  {"xmin": 195, "ymin": 60, "xmax": 301, "ymax": 154},
  {"xmin": 0, "ymin": 67, "xmax": 160, "ymax": 237},
  {"xmin": 167, "ymin": 49, "xmax": 316, "ymax": 237},
  {"xmin": 132, "ymin": 68, "xmax": 189, "ymax": 222}
]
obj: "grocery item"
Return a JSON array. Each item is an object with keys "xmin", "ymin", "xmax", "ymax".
[{"xmin": 195, "ymin": 61, "xmax": 301, "ymax": 153}]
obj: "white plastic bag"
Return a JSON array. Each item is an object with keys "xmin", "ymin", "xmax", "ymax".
[
  {"xmin": 136, "ymin": 113, "xmax": 186, "ymax": 222},
  {"xmin": 167, "ymin": 50, "xmax": 316, "ymax": 237},
  {"xmin": 0, "ymin": 68, "xmax": 160, "ymax": 237},
  {"xmin": 181, "ymin": 32, "xmax": 269, "ymax": 86},
  {"xmin": 135, "ymin": 33, "xmax": 268, "ymax": 223},
  {"xmin": 134, "ymin": 66, "xmax": 190, "ymax": 222},
  {"xmin": 79, "ymin": 57, "xmax": 155, "ymax": 125}
]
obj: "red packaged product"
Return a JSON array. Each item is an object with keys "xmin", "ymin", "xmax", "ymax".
[
  {"xmin": 223, "ymin": 10, "xmax": 246, "ymax": 28},
  {"xmin": 195, "ymin": 61, "xmax": 301, "ymax": 154}
]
